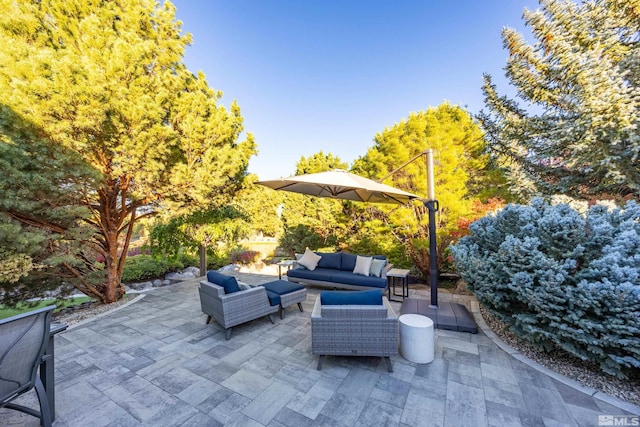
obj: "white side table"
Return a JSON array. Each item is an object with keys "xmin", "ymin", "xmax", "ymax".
[
  {"xmin": 276, "ymin": 260, "xmax": 296, "ymax": 279},
  {"xmin": 387, "ymin": 268, "xmax": 410, "ymax": 302},
  {"xmin": 399, "ymin": 314, "xmax": 435, "ymax": 364}
]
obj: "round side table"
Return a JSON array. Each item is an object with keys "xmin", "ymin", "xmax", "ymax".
[{"xmin": 399, "ymin": 314, "xmax": 435, "ymax": 364}]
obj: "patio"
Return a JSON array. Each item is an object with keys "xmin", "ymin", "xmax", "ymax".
[{"xmin": 2, "ymin": 272, "xmax": 638, "ymax": 426}]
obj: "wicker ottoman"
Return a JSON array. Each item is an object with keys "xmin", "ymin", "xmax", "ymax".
[{"xmin": 261, "ymin": 280, "xmax": 307, "ymax": 319}]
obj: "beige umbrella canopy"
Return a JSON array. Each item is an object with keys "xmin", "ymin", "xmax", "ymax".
[{"xmin": 257, "ymin": 169, "xmax": 420, "ymax": 204}]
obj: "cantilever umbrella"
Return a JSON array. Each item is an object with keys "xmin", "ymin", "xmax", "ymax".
[{"xmin": 257, "ymin": 169, "xmax": 420, "ymax": 205}]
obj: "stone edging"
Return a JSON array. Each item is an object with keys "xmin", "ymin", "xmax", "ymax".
[{"xmin": 471, "ymin": 307, "xmax": 640, "ymax": 415}]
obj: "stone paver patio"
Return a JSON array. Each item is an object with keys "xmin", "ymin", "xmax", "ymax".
[{"xmin": 2, "ymin": 271, "xmax": 639, "ymax": 426}]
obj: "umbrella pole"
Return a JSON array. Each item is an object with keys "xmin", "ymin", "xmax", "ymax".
[{"xmin": 425, "ymin": 199, "xmax": 439, "ymax": 307}]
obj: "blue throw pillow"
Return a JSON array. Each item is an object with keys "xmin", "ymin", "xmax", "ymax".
[
  {"xmin": 320, "ymin": 289, "xmax": 383, "ymax": 305},
  {"xmin": 206, "ymin": 271, "xmax": 240, "ymax": 294}
]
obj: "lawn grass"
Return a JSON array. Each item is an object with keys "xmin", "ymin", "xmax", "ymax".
[{"xmin": 0, "ymin": 296, "xmax": 93, "ymax": 320}]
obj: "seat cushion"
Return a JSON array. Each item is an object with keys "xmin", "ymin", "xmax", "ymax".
[
  {"xmin": 264, "ymin": 290, "xmax": 280, "ymax": 306},
  {"xmin": 206, "ymin": 271, "xmax": 240, "ymax": 294},
  {"xmin": 320, "ymin": 289, "xmax": 383, "ymax": 305},
  {"xmin": 261, "ymin": 280, "xmax": 304, "ymax": 295},
  {"xmin": 287, "ymin": 267, "xmax": 334, "ymax": 282},
  {"xmin": 330, "ymin": 271, "xmax": 387, "ymax": 288}
]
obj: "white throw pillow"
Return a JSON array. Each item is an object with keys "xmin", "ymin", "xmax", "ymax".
[
  {"xmin": 353, "ymin": 255, "xmax": 373, "ymax": 276},
  {"xmin": 298, "ymin": 248, "xmax": 322, "ymax": 271},
  {"xmin": 370, "ymin": 258, "xmax": 387, "ymax": 277}
]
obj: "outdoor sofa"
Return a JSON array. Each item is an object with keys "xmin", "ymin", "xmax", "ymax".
[{"xmin": 286, "ymin": 249, "xmax": 392, "ymax": 291}]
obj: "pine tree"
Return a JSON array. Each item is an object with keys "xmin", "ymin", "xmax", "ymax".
[
  {"xmin": 479, "ymin": 0, "xmax": 640, "ymax": 201},
  {"xmin": 0, "ymin": 0, "xmax": 255, "ymax": 303}
]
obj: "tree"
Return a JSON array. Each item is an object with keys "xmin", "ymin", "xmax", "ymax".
[
  {"xmin": 479, "ymin": 0, "xmax": 640, "ymax": 201},
  {"xmin": 0, "ymin": 107, "xmax": 100, "ymax": 304},
  {"xmin": 0, "ymin": 0, "xmax": 255, "ymax": 303},
  {"xmin": 352, "ymin": 103, "xmax": 494, "ymax": 275},
  {"xmin": 278, "ymin": 152, "xmax": 349, "ymax": 253}
]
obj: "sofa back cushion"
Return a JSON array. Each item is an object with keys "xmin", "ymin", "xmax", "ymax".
[
  {"xmin": 315, "ymin": 252, "xmax": 342, "ymax": 270},
  {"xmin": 206, "ymin": 271, "xmax": 240, "ymax": 294},
  {"xmin": 340, "ymin": 253, "xmax": 357, "ymax": 271},
  {"xmin": 320, "ymin": 289, "xmax": 383, "ymax": 306}
]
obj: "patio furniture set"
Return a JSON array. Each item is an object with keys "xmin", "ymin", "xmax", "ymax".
[{"xmin": 199, "ymin": 251, "xmax": 436, "ymax": 373}]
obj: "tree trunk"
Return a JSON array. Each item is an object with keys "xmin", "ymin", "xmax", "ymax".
[{"xmin": 199, "ymin": 245, "xmax": 207, "ymax": 277}]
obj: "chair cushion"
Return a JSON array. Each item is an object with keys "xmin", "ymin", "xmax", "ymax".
[
  {"xmin": 370, "ymin": 258, "xmax": 387, "ymax": 277},
  {"xmin": 353, "ymin": 255, "xmax": 373, "ymax": 276},
  {"xmin": 320, "ymin": 289, "xmax": 383, "ymax": 305},
  {"xmin": 264, "ymin": 290, "xmax": 280, "ymax": 306},
  {"xmin": 261, "ymin": 280, "xmax": 304, "ymax": 295},
  {"xmin": 316, "ymin": 252, "xmax": 342, "ymax": 269},
  {"xmin": 206, "ymin": 271, "xmax": 240, "ymax": 294},
  {"xmin": 298, "ymin": 248, "xmax": 322, "ymax": 271}
]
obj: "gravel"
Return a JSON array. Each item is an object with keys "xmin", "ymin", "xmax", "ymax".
[{"xmin": 481, "ymin": 306, "xmax": 640, "ymax": 407}]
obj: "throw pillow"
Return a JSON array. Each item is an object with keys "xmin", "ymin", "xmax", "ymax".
[
  {"xmin": 369, "ymin": 258, "xmax": 387, "ymax": 278},
  {"xmin": 206, "ymin": 270, "xmax": 241, "ymax": 294},
  {"xmin": 353, "ymin": 255, "xmax": 373, "ymax": 276},
  {"xmin": 320, "ymin": 289, "xmax": 383, "ymax": 305},
  {"xmin": 298, "ymin": 247, "xmax": 322, "ymax": 271}
]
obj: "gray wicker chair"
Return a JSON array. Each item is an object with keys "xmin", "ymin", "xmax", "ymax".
[
  {"xmin": 199, "ymin": 280, "xmax": 279, "ymax": 340},
  {"xmin": 0, "ymin": 305, "xmax": 55, "ymax": 427},
  {"xmin": 311, "ymin": 295, "xmax": 399, "ymax": 372}
]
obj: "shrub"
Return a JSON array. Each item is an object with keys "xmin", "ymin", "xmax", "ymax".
[
  {"xmin": 229, "ymin": 247, "xmax": 261, "ymax": 265},
  {"xmin": 122, "ymin": 255, "xmax": 184, "ymax": 283},
  {"xmin": 451, "ymin": 198, "xmax": 640, "ymax": 378}
]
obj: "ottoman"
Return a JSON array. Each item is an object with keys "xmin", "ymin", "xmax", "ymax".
[{"xmin": 260, "ymin": 280, "xmax": 307, "ymax": 319}]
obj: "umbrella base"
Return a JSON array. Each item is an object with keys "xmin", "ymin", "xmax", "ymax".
[{"xmin": 400, "ymin": 299, "xmax": 477, "ymax": 334}]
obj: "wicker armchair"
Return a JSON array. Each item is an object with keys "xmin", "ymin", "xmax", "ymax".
[
  {"xmin": 311, "ymin": 295, "xmax": 399, "ymax": 372},
  {"xmin": 0, "ymin": 305, "xmax": 55, "ymax": 427},
  {"xmin": 199, "ymin": 280, "xmax": 279, "ymax": 340}
]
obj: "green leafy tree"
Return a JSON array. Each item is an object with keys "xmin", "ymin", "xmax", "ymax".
[
  {"xmin": 479, "ymin": 0, "xmax": 640, "ymax": 201},
  {"xmin": 0, "ymin": 0, "xmax": 255, "ymax": 303},
  {"xmin": 353, "ymin": 103, "xmax": 495, "ymax": 276},
  {"xmin": 278, "ymin": 152, "xmax": 349, "ymax": 253},
  {"xmin": 232, "ymin": 174, "xmax": 285, "ymax": 238}
]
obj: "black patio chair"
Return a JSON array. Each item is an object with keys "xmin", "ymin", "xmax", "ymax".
[{"xmin": 0, "ymin": 305, "xmax": 55, "ymax": 427}]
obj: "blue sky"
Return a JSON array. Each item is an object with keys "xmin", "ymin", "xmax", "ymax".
[{"xmin": 170, "ymin": 0, "xmax": 540, "ymax": 179}]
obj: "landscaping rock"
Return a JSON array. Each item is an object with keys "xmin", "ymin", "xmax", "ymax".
[
  {"xmin": 152, "ymin": 279, "xmax": 164, "ymax": 287},
  {"xmin": 128, "ymin": 281, "xmax": 153, "ymax": 291},
  {"xmin": 164, "ymin": 271, "xmax": 195, "ymax": 281},
  {"xmin": 183, "ymin": 266, "xmax": 201, "ymax": 276}
]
